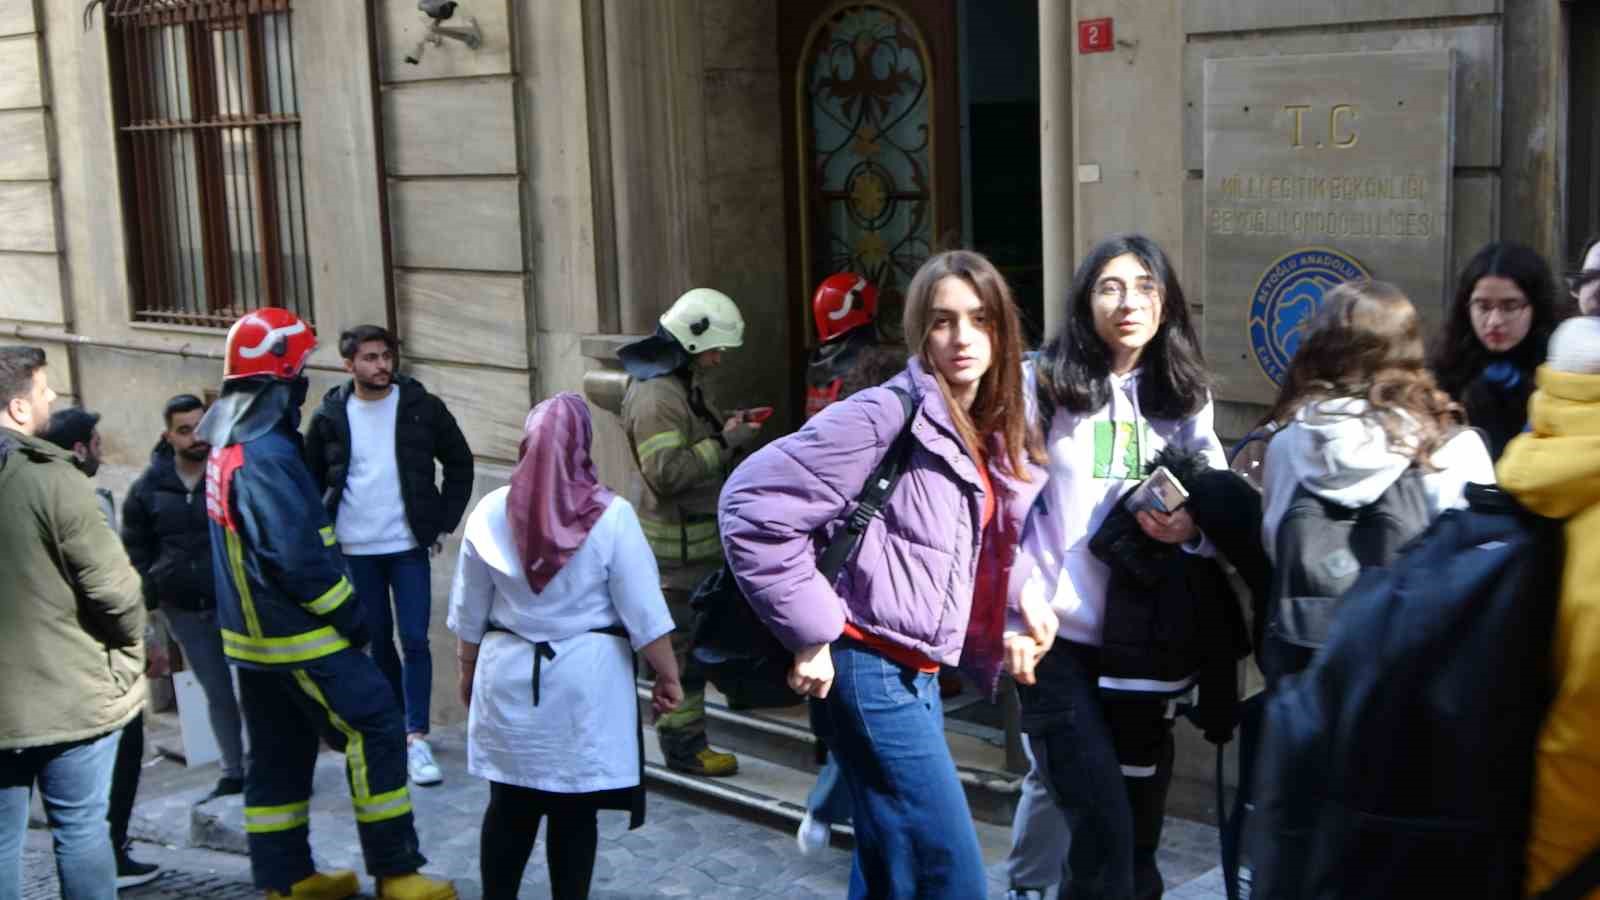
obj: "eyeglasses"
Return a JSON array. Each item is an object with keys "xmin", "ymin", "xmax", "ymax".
[
  {"xmin": 1094, "ymin": 279, "xmax": 1162, "ymax": 305},
  {"xmin": 1469, "ymin": 297, "xmax": 1530, "ymax": 317}
]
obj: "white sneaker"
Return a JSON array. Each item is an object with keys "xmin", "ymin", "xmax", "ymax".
[
  {"xmin": 796, "ymin": 810, "xmax": 830, "ymax": 856},
  {"xmin": 407, "ymin": 737, "xmax": 443, "ymax": 785}
]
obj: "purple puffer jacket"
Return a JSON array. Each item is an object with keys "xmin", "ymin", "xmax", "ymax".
[{"xmin": 719, "ymin": 359, "xmax": 1047, "ymax": 690}]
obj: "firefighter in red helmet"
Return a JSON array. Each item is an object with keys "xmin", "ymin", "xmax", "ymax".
[
  {"xmin": 199, "ymin": 309, "xmax": 455, "ymax": 900},
  {"xmin": 804, "ymin": 273, "xmax": 906, "ymax": 420}
]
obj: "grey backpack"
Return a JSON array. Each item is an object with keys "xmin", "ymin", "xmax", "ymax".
[{"xmin": 1259, "ymin": 469, "xmax": 1431, "ymax": 683}]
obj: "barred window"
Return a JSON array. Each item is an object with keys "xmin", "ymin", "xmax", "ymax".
[{"xmin": 106, "ymin": 0, "xmax": 312, "ymax": 328}]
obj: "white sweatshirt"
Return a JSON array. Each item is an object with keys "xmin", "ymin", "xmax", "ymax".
[
  {"xmin": 336, "ymin": 388, "xmax": 418, "ymax": 555},
  {"xmin": 1013, "ymin": 366, "xmax": 1225, "ymax": 648},
  {"xmin": 1260, "ymin": 398, "xmax": 1497, "ymax": 562}
]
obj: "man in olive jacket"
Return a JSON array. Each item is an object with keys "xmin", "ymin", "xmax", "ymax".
[{"xmin": 0, "ymin": 346, "xmax": 145, "ymax": 900}]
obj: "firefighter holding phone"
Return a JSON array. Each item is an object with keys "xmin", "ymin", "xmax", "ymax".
[{"xmin": 616, "ymin": 288, "xmax": 760, "ymax": 777}]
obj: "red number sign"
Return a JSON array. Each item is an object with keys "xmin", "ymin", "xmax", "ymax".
[{"xmin": 1079, "ymin": 17, "xmax": 1113, "ymax": 54}]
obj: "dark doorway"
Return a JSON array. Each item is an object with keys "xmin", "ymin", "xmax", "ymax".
[
  {"xmin": 1567, "ymin": 1, "xmax": 1600, "ymax": 269},
  {"xmin": 960, "ymin": 0, "xmax": 1044, "ymax": 343}
]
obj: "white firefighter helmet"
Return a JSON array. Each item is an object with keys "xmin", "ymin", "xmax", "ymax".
[{"xmin": 660, "ymin": 288, "xmax": 744, "ymax": 354}]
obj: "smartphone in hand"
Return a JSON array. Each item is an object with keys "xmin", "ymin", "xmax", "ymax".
[
  {"xmin": 743, "ymin": 406, "xmax": 774, "ymax": 424},
  {"xmin": 1124, "ymin": 465, "xmax": 1189, "ymax": 514}
]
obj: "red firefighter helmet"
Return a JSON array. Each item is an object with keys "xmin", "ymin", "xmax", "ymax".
[
  {"xmin": 222, "ymin": 308, "xmax": 317, "ymax": 381},
  {"xmin": 812, "ymin": 273, "xmax": 877, "ymax": 343}
]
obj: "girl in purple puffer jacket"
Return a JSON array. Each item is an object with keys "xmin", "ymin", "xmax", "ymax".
[{"xmin": 720, "ymin": 250, "xmax": 1056, "ymax": 899}]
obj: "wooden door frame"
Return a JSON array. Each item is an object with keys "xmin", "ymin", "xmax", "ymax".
[{"xmin": 779, "ymin": 0, "xmax": 961, "ymax": 407}]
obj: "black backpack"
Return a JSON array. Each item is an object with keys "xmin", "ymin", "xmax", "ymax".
[
  {"xmin": 690, "ymin": 387, "xmax": 916, "ymax": 705},
  {"xmin": 1260, "ymin": 470, "xmax": 1431, "ymax": 683},
  {"xmin": 1247, "ymin": 483, "xmax": 1585, "ymax": 900}
]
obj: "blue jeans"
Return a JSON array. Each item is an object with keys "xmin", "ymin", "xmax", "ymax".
[
  {"xmin": 0, "ymin": 730, "xmax": 121, "ymax": 900},
  {"xmin": 346, "ymin": 548, "xmax": 433, "ymax": 735},
  {"xmin": 805, "ymin": 754, "xmax": 853, "ymax": 825},
  {"xmin": 812, "ymin": 641, "xmax": 987, "ymax": 900},
  {"xmin": 164, "ymin": 607, "xmax": 246, "ymax": 779}
]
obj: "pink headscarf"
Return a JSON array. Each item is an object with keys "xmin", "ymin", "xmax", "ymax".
[{"xmin": 507, "ymin": 393, "xmax": 616, "ymax": 593}]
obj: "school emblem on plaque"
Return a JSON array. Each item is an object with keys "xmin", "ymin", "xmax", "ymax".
[{"xmin": 1247, "ymin": 247, "xmax": 1369, "ymax": 384}]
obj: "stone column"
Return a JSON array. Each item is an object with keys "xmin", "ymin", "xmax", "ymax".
[
  {"xmin": 1502, "ymin": 0, "xmax": 1567, "ymax": 267},
  {"xmin": 1039, "ymin": 0, "xmax": 1074, "ymax": 337}
]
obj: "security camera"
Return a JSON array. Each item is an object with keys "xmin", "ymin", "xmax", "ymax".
[
  {"xmin": 403, "ymin": 2, "xmax": 481, "ymax": 65},
  {"xmin": 417, "ymin": 1, "xmax": 458, "ymax": 19}
]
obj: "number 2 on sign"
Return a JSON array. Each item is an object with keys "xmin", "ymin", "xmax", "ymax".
[{"xmin": 1079, "ymin": 18, "xmax": 1113, "ymax": 54}]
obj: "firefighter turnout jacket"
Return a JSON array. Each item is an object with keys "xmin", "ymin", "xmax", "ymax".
[
  {"xmin": 621, "ymin": 371, "xmax": 735, "ymax": 585},
  {"xmin": 206, "ymin": 425, "xmax": 364, "ymax": 667}
]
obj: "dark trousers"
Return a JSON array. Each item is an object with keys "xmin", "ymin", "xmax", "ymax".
[
  {"xmin": 345, "ymin": 549, "xmax": 433, "ymax": 735},
  {"xmin": 479, "ymin": 781, "xmax": 599, "ymax": 900},
  {"xmin": 107, "ymin": 715, "xmax": 142, "ymax": 852},
  {"xmin": 235, "ymin": 651, "xmax": 424, "ymax": 892},
  {"xmin": 652, "ymin": 589, "xmax": 710, "ymax": 765},
  {"xmin": 1016, "ymin": 643, "xmax": 1176, "ymax": 900}
]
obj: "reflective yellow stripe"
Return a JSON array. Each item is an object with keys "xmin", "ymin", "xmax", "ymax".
[
  {"xmin": 292, "ymin": 669, "xmax": 373, "ymax": 806},
  {"xmin": 655, "ymin": 689, "xmax": 705, "ymax": 731},
  {"xmin": 636, "ymin": 430, "xmax": 686, "ymax": 463},
  {"xmin": 643, "ymin": 532, "xmax": 721, "ymax": 563},
  {"xmin": 225, "ymin": 530, "xmax": 263, "ymax": 638},
  {"xmin": 693, "ymin": 438, "xmax": 722, "ymax": 475},
  {"xmin": 644, "ymin": 532, "xmax": 678, "ymax": 559},
  {"xmin": 353, "ymin": 786, "xmax": 412, "ymax": 824},
  {"xmin": 639, "ymin": 515, "xmax": 720, "ymax": 563},
  {"xmin": 303, "ymin": 578, "xmax": 352, "ymax": 616},
  {"xmin": 638, "ymin": 516, "xmax": 718, "ymax": 543},
  {"xmin": 319, "ymin": 525, "xmax": 336, "ymax": 547},
  {"xmin": 685, "ymin": 535, "xmax": 722, "ymax": 562},
  {"xmin": 222, "ymin": 627, "xmax": 351, "ymax": 665},
  {"xmin": 244, "ymin": 801, "xmax": 310, "ymax": 834}
]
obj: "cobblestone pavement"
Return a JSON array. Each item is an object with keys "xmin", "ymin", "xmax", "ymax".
[
  {"xmin": 21, "ymin": 724, "xmax": 1228, "ymax": 899},
  {"xmin": 116, "ymin": 723, "xmax": 1226, "ymax": 898}
]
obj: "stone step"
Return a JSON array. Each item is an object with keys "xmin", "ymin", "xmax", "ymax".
[{"xmin": 636, "ymin": 681, "xmax": 1025, "ymax": 826}]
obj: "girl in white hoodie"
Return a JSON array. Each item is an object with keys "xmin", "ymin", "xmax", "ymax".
[
  {"xmin": 1259, "ymin": 279, "xmax": 1496, "ymax": 567},
  {"xmin": 1003, "ymin": 235, "xmax": 1222, "ymax": 900}
]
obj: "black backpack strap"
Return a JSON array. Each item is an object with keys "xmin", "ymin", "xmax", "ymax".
[
  {"xmin": 816, "ymin": 386, "xmax": 917, "ymax": 582},
  {"xmin": 1535, "ymin": 844, "xmax": 1600, "ymax": 900}
]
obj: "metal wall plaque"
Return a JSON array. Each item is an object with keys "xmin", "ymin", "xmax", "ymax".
[{"xmin": 1202, "ymin": 49, "xmax": 1455, "ymax": 403}]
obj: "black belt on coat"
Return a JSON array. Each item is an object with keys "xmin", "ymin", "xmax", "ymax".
[{"xmin": 487, "ymin": 623, "xmax": 629, "ymax": 706}]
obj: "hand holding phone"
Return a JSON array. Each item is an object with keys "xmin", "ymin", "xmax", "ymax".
[
  {"xmin": 1124, "ymin": 465, "xmax": 1189, "ymax": 515},
  {"xmin": 743, "ymin": 406, "xmax": 774, "ymax": 425}
]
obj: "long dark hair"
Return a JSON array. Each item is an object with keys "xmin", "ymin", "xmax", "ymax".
[
  {"xmin": 1428, "ymin": 241, "xmax": 1557, "ymax": 395},
  {"xmin": 902, "ymin": 250, "xmax": 1045, "ymax": 479},
  {"xmin": 1035, "ymin": 234, "xmax": 1210, "ymax": 422},
  {"xmin": 1267, "ymin": 280, "xmax": 1461, "ymax": 469}
]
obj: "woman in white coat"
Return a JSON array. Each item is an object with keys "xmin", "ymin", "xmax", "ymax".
[{"xmin": 448, "ymin": 393, "xmax": 682, "ymax": 900}]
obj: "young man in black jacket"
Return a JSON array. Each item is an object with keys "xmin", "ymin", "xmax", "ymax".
[
  {"xmin": 304, "ymin": 325, "xmax": 473, "ymax": 786},
  {"xmin": 122, "ymin": 394, "xmax": 246, "ymax": 805}
]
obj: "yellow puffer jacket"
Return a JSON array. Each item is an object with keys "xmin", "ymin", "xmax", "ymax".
[{"xmin": 1497, "ymin": 367, "xmax": 1600, "ymax": 898}]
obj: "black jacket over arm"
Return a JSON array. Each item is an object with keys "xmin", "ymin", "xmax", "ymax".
[{"xmin": 303, "ymin": 375, "xmax": 475, "ymax": 549}]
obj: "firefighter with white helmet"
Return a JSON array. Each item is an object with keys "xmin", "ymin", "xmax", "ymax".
[{"xmin": 617, "ymin": 288, "xmax": 758, "ymax": 776}]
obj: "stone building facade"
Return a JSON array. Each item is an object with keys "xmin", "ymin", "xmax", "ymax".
[{"xmin": 0, "ymin": 0, "xmax": 1589, "ymax": 742}]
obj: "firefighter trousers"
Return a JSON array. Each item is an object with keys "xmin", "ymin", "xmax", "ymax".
[{"xmin": 236, "ymin": 649, "xmax": 426, "ymax": 892}]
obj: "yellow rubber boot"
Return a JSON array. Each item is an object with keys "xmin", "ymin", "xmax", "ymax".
[
  {"xmin": 688, "ymin": 746, "xmax": 739, "ymax": 777},
  {"xmin": 377, "ymin": 873, "xmax": 458, "ymax": 900},
  {"xmin": 265, "ymin": 870, "xmax": 359, "ymax": 900}
]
